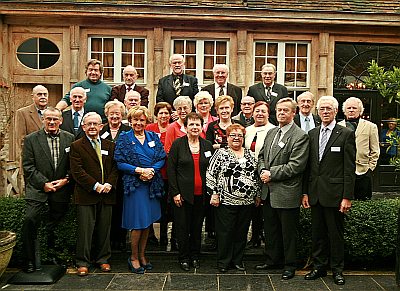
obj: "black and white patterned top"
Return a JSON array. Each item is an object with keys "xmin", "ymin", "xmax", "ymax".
[{"xmin": 206, "ymin": 147, "xmax": 260, "ymax": 206}]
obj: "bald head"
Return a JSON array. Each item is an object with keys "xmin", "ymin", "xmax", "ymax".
[
  {"xmin": 124, "ymin": 90, "xmax": 141, "ymax": 110},
  {"xmin": 123, "ymin": 65, "xmax": 138, "ymax": 86},
  {"xmin": 32, "ymin": 85, "xmax": 48, "ymax": 110}
]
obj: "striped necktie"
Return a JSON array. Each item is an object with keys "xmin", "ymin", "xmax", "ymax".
[{"xmin": 319, "ymin": 127, "xmax": 329, "ymax": 161}]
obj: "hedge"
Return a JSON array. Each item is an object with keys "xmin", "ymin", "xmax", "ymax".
[{"xmin": 0, "ymin": 197, "xmax": 399, "ymax": 267}]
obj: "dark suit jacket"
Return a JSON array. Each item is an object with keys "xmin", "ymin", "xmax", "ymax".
[
  {"xmin": 304, "ymin": 123, "xmax": 356, "ymax": 207},
  {"xmin": 168, "ymin": 136, "xmax": 214, "ymax": 204},
  {"xmin": 111, "ymin": 84, "xmax": 149, "ymax": 107},
  {"xmin": 100, "ymin": 123, "xmax": 131, "ymax": 143},
  {"xmin": 156, "ymin": 74, "xmax": 199, "ymax": 106},
  {"xmin": 258, "ymin": 124, "xmax": 309, "ymax": 208},
  {"xmin": 201, "ymin": 82, "xmax": 242, "ymax": 116},
  {"xmin": 294, "ymin": 113, "xmax": 321, "ymax": 130},
  {"xmin": 60, "ymin": 109, "xmax": 86, "ymax": 140},
  {"xmin": 247, "ymin": 82, "xmax": 288, "ymax": 125},
  {"xmin": 70, "ymin": 136, "xmax": 119, "ymax": 205},
  {"xmin": 22, "ymin": 129, "xmax": 75, "ymax": 203}
]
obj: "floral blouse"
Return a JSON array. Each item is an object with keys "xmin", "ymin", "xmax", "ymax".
[{"xmin": 206, "ymin": 147, "xmax": 260, "ymax": 206}]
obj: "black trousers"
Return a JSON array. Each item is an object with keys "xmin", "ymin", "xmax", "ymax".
[
  {"xmin": 262, "ymin": 198, "xmax": 299, "ymax": 271},
  {"xmin": 173, "ymin": 196, "xmax": 204, "ymax": 262},
  {"xmin": 311, "ymin": 202, "xmax": 345, "ymax": 273},
  {"xmin": 76, "ymin": 203, "xmax": 112, "ymax": 267},
  {"xmin": 215, "ymin": 204, "xmax": 252, "ymax": 268},
  {"xmin": 354, "ymin": 170, "xmax": 372, "ymax": 200},
  {"xmin": 21, "ymin": 199, "xmax": 69, "ymax": 262}
]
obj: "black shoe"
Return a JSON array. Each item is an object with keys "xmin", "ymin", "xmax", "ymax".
[
  {"xmin": 233, "ymin": 264, "xmax": 245, "ymax": 271},
  {"xmin": 191, "ymin": 259, "xmax": 200, "ymax": 269},
  {"xmin": 304, "ymin": 269, "xmax": 327, "ymax": 280},
  {"xmin": 333, "ymin": 272, "xmax": 345, "ymax": 285},
  {"xmin": 282, "ymin": 270, "xmax": 295, "ymax": 280},
  {"xmin": 255, "ymin": 263, "xmax": 282, "ymax": 270},
  {"xmin": 24, "ymin": 261, "xmax": 35, "ymax": 273},
  {"xmin": 180, "ymin": 262, "xmax": 190, "ymax": 271}
]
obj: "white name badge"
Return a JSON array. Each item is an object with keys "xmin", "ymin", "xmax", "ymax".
[
  {"xmin": 204, "ymin": 151, "xmax": 212, "ymax": 158},
  {"xmin": 331, "ymin": 146, "xmax": 341, "ymax": 152},
  {"xmin": 101, "ymin": 131, "xmax": 110, "ymax": 139},
  {"xmin": 182, "ymin": 82, "xmax": 190, "ymax": 87},
  {"xmin": 84, "ymin": 88, "xmax": 91, "ymax": 93},
  {"xmin": 65, "ymin": 147, "xmax": 70, "ymax": 153},
  {"xmin": 101, "ymin": 150, "xmax": 109, "ymax": 156},
  {"xmin": 148, "ymin": 141, "xmax": 155, "ymax": 148},
  {"xmin": 278, "ymin": 141, "xmax": 285, "ymax": 148},
  {"xmin": 271, "ymin": 91, "xmax": 278, "ymax": 97}
]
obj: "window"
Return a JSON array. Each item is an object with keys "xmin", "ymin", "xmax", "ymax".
[
  {"xmin": 254, "ymin": 41, "xmax": 310, "ymax": 99},
  {"xmin": 16, "ymin": 38, "xmax": 60, "ymax": 69},
  {"xmin": 172, "ymin": 39, "xmax": 229, "ymax": 85},
  {"xmin": 89, "ymin": 37, "xmax": 146, "ymax": 84}
]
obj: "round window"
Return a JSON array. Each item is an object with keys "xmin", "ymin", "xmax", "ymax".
[{"xmin": 17, "ymin": 38, "xmax": 60, "ymax": 69}]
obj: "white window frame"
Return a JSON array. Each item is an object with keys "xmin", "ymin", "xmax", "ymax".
[
  {"xmin": 171, "ymin": 39, "xmax": 230, "ymax": 86},
  {"xmin": 88, "ymin": 36, "xmax": 147, "ymax": 85}
]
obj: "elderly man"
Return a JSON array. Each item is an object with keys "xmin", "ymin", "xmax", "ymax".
[
  {"xmin": 232, "ymin": 96, "xmax": 255, "ymax": 127},
  {"xmin": 21, "ymin": 107, "xmax": 74, "ymax": 273},
  {"xmin": 294, "ymin": 91, "xmax": 321, "ymax": 132},
  {"xmin": 56, "ymin": 59, "xmax": 111, "ymax": 122},
  {"xmin": 70, "ymin": 112, "xmax": 118, "ymax": 276},
  {"xmin": 156, "ymin": 54, "xmax": 199, "ymax": 107},
  {"xmin": 247, "ymin": 63, "xmax": 288, "ymax": 125},
  {"xmin": 202, "ymin": 64, "xmax": 242, "ymax": 116},
  {"xmin": 15, "ymin": 85, "xmax": 49, "ymax": 155},
  {"xmin": 111, "ymin": 65, "xmax": 149, "ymax": 107},
  {"xmin": 124, "ymin": 90, "xmax": 141, "ymax": 113},
  {"xmin": 302, "ymin": 96, "xmax": 356, "ymax": 286},
  {"xmin": 338, "ymin": 97, "xmax": 379, "ymax": 200},
  {"xmin": 60, "ymin": 87, "xmax": 87, "ymax": 139},
  {"xmin": 256, "ymin": 98, "xmax": 309, "ymax": 280}
]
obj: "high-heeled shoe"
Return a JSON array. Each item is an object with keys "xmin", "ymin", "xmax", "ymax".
[
  {"xmin": 140, "ymin": 261, "xmax": 153, "ymax": 270},
  {"xmin": 127, "ymin": 258, "xmax": 144, "ymax": 274}
]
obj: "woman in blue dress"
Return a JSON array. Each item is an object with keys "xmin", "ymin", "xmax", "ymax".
[{"xmin": 115, "ymin": 106, "xmax": 166, "ymax": 274}]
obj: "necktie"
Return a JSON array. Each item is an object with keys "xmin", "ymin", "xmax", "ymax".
[
  {"xmin": 174, "ymin": 77, "xmax": 181, "ymax": 96},
  {"xmin": 265, "ymin": 87, "xmax": 272, "ymax": 102},
  {"xmin": 73, "ymin": 111, "xmax": 80, "ymax": 133},
  {"xmin": 304, "ymin": 116, "xmax": 311, "ymax": 133},
  {"xmin": 219, "ymin": 85, "xmax": 224, "ymax": 96},
  {"xmin": 38, "ymin": 109, "xmax": 43, "ymax": 119},
  {"xmin": 319, "ymin": 127, "xmax": 329, "ymax": 161},
  {"xmin": 127, "ymin": 85, "xmax": 132, "ymax": 92},
  {"xmin": 93, "ymin": 140, "xmax": 104, "ymax": 183}
]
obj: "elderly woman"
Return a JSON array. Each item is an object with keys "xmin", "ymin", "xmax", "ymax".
[
  {"xmin": 206, "ymin": 95, "xmax": 241, "ymax": 149},
  {"xmin": 145, "ymin": 102, "xmax": 173, "ymax": 247},
  {"xmin": 101, "ymin": 100, "xmax": 131, "ymax": 251},
  {"xmin": 206, "ymin": 123, "xmax": 260, "ymax": 273},
  {"xmin": 193, "ymin": 91, "xmax": 218, "ymax": 138},
  {"xmin": 168, "ymin": 112, "xmax": 214, "ymax": 271},
  {"xmin": 115, "ymin": 106, "xmax": 166, "ymax": 274},
  {"xmin": 165, "ymin": 96, "xmax": 193, "ymax": 153},
  {"xmin": 244, "ymin": 101, "xmax": 276, "ymax": 248}
]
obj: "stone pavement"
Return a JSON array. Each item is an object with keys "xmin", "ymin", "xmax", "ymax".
[{"xmin": 0, "ymin": 250, "xmax": 397, "ymax": 291}]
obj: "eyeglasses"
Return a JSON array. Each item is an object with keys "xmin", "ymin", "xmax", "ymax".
[
  {"xmin": 176, "ymin": 106, "xmax": 190, "ymax": 112},
  {"xmin": 84, "ymin": 122, "xmax": 101, "ymax": 127},
  {"xmin": 228, "ymin": 134, "xmax": 244, "ymax": 139},
  {"xmin": 318, "ymin": 107, "xmax": 334, "ymax": 112},
  {"xmin": 241, "ymin": 102, "xmax": 255, "ymax": 106}
]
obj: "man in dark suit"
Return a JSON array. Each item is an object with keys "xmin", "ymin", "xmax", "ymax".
[
  {"xmin": 302, "ymin": 95, "xmax": 356, "ymax": 286},
  {"xmin": 256, "ymin": 98, "xmax": 309, "ymax": 280},
  {"xmin": 156, "ymin": 54, "xmax": 199, "ymax": 115},
  {"xmin": 111, "ymin": 65, "xmax": 149, "ymax": 107},
  {"xmin": 294, "ymin": 91, "xmax": 321, "ymax": 132},
  {"xmin": 15, "ymin": 85, "xmax": 49, "ymax": 158},
  {"xmin": 201, "ymin": 64, "xmax": 242, "ymax": 116},
  {"xmin": 60, "ymin": 87, "xmax": 86, "ymax": 140},
  {"xmin": 247, "ymin": 63, "xmax": 288, "ymax": 125},
  {"xmin": 70, "ymin": 112, "xmax": 119, "ymax": 276},
  {"xmin": 21, "ymin": 107, "xmax": 74, "ymax": 273}
]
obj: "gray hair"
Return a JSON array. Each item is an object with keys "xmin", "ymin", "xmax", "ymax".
[
  {"xmin": 212, "ymin": 64, "xmax": 229, "ymax": 74},
  {"xmin": 70, "ymin": 86, "xmax": 87, "ymax": 98},
  {"xmin": 342, "ymin": 96, "xmax": 364, "ymax": 116},
  {"xmin": 104, "ymin": 100, "xmax": 125, "ymax": 117},
  {"xmin": 194, "ymin": 91, "xmax": 214, "ymax": 108},
  {"xmin": 82, "ymin": 112, "xmax": 102, "ymax": 124},
  {"xmin": 297, "ymin": 91, "xmax": 314, "ymax": 103},
  {"xmin": 261, "ymin": 63, "xmax": 276, "ymax": 73},
  {"xmin": 173, "ymin": 95, "xmax": 192, "ymax": 110},
  {"xmin": 277, "ymin": 97, "xmax": 297, "ymax": 111},
  {"xmin": 317, "ymin": 96, "xmax": 339, "ymax": 111}
]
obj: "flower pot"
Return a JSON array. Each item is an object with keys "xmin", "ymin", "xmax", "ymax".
[{"xmin": 0, "ymin": 231, "xmax": 16, "ymax": 278}]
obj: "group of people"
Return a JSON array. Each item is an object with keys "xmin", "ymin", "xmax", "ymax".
[{"xmin": 15, "ymin": 54, "xmax": 384, "ymax": 286}]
